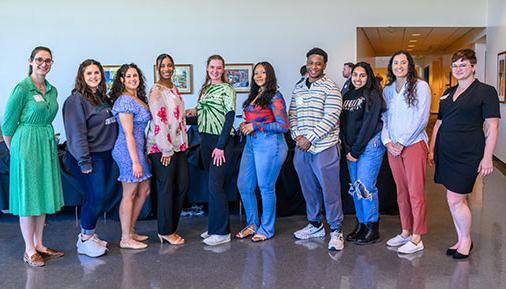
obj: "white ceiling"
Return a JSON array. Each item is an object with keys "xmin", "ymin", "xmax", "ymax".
[{"xmin": 359, "ymin": 27, "xmax": 486, "ymax": 56}]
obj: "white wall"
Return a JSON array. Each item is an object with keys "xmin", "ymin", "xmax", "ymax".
[
  {"xmin": 0, "ymin": 0, "xmax": 488, "ymax": 138},
  {"xmin": 486, "ymin": 0, "xmax": 506, "ymax": 162}
]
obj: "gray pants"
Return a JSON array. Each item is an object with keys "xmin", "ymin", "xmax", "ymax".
[{"xmin": 293, "ymin": 145, "xmax": 343, "ymax": 231}]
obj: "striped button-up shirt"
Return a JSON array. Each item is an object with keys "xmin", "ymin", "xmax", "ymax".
[{"xmin": 289, "ymin": 75, "xmax": 342, "ymax": 154}]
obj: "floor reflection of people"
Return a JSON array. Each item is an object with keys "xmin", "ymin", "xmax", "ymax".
[
  {"xmin": 25, "ymin": 267, "xmax": 49, "ymax": 289},
  {"xmin": 350, "ymin": 252, "xmax": 378, "ymax": 289},
  {"xmin": 240, "ymin": 242, "xmax": 277, "ymax": 289},
  {"xmin": 396, "ymin": 252, "xmax": 425, "ymax": 289},
  {"xmin": 449, "ymin": 261, "xmax": 470, "ymax": 289},
  {"xmin": 120, "ymin": 250, "xmax": 149, "ymax": 289}
]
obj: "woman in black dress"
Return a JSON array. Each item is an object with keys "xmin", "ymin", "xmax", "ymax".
[{"xmin": 429, "ymin": 49, "xmax": 500, "ymax": 259}]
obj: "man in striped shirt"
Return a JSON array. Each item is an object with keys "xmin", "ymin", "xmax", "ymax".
[{"xmin": 289, "ymin": 47, "xmax": 344, "ymax": 251}]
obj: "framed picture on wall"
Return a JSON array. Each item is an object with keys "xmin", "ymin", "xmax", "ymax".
[
  {"xmin": 103, "ymin": 65, "xmax": 121, "ymax": 93},
  {"xmin": 225, "ymin": 63, "xmax": 253, "ymax": 93},
  {"xmin": 153, "ymin": 64, "xmax": 193, "ymax": 94},
  {"xmin": 497, "ymin": 51, "xmax": 506, "ymax": 103}
]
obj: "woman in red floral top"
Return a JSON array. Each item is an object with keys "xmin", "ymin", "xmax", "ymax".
[
  {"xmin": 146, "ymin": 54, "xmax": 188, "ymax": 245},
  {"xmin": 236, "ymin": 61, "xmax": 289, "ymax": 242}
]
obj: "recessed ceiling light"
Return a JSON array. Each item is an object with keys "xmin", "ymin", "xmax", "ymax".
[
  {"xmin": 407, "ymin": 49, "xmax": 413, "ymax": 51},
  {"xmin": 409, "ymin": 40, "xmax": 418, "ymax": 42},
  {"xmin": 411, "ymin": 33, "xmax": 422, "ymax": 37},
  {"xmin": 408, "ymin": 45, "xmax": 415, "ymax": 47}
]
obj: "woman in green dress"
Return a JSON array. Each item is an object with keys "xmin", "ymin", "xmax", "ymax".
[{"xmin": 2, "ymin": 46, "xmax": 64, "ymax": 267}]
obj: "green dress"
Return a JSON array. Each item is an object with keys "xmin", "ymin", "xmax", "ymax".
[{"xmin": 1, "ymin": 77, "xmax": 64, "ymax": 216}]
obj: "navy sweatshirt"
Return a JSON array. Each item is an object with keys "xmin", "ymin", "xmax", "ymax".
[
  {"xmin": 340, "ymin": 87, "xmax": 383, "ymax": 159},
  {"xmin": 63, "ymin": 90, "xmax": 118, "ymax": 172}
]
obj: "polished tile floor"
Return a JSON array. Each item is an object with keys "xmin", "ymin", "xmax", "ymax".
[{"xmin": 0, "ymin": 165, "xmax": 505, "ymax": 289}]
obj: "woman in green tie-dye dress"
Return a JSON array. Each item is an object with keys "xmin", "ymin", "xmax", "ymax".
[{"xmin": 1, "ymin": 47, "xmax": 64, "ymax": 267}]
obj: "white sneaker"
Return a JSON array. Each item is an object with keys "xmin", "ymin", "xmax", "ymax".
[
  {"xmin": 91, "ymin": 234, "xmax": 108, "ymax": 248},
  {"xmin": 202, "ymin": 234, "xmax": 231, "ymax": 246},
  {"xmin": 294, "ymin": 224, "xmax": 326, "ymax": 240},
  {"xmin": 328, "ymin": 231, "xmax": 344, "ymax": 251},
  {"xmin": 386, "ymin": 234, "xmax": 412, "ymax": 247},
  {"xmin": 200, "ymin": 231, "xmax": 209, "ymax": 239},
  {"xmin": 76, "ymin": 234, "xmax": 107, "ymax": 258},
  {"xmin": 398, "ymin": 240, "xmax": 424, "ymax": 254}
]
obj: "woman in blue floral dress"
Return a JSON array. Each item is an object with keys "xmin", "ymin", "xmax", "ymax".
[{"xmin": 109, "ymin": 63, "xmax": 152, "ymax": 249}]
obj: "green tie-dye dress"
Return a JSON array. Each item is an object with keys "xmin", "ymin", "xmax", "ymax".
[
  {"xmin": 1, "ymin": 77, "xmax": 64, "ymax": 216},
  {"xmin": 197, "ymin": 83, "xmax": 236, "ymax": 135}
]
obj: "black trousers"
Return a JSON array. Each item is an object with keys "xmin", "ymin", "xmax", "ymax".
[
  {"xmin": 200, "ymin": 133, "xmax": 233, "ymax": 235},
  {"xmin": 149, "ymin": 152, "xmax": 189, "ymax": 235}
]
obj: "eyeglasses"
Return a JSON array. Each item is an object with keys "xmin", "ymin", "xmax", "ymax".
[
  {"xmin": 33, "ymin": 58, "xmax": 54, "ymax": 65},
  {"xmin": 451, "ymin": 63, "xmax": 472, "ymax": 69}
]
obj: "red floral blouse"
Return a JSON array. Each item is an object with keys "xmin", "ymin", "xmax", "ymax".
[{"xmin": 146, "ymin": 84, "xmax": 188, "ymax": 156}]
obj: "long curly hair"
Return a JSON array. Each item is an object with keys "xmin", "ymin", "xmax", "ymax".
[
  {"xmin": 243, "ymin": 62, "xmax": 278, "ymax": 108},
  {"xmin": 350, "ymin": 62, "xmax": 386, "ymax": 113},
  {"xmin": 108, "ymin": 63, "xmax": 147, "ymax": 104},
  {"xmin": 73, "ymin": 59, "xmax": 109, "ymax": 106},
  {"xmin": 386, "ymin": 50, "xmax": 419, "ymax": 107},
  {"xmin": 198, "ymin": 55, "xmax": 227, "ymax": 100}
]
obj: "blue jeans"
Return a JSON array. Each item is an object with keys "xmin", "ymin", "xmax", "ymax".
[
  {"xmin": 66, "ymin": 151, "xmax": 115, "ymax": 234},
  {"xmin": 237, "ymin": 133, "xmax": 287, "ymax": 238},
  {"xmin": 347, "ymin": 133, "xmax": 385, "ymax": 223}
]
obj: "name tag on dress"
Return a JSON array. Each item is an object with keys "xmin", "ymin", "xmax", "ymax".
[
  {"xmin": 105, "ymin": 117, "xmax": 116, "ymax": 125},
  {"xmin": 33, "ymin": 95, "xmax": 44, "ymax": 102}
]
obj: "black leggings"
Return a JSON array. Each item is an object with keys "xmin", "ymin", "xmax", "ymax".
[
  {"xmin": 200, "ymin": 133, "xmax": 233, "ymax": 235},
  {"xmin": 149, "ymin": 152, "xmax": 189, "ymax": 235}
]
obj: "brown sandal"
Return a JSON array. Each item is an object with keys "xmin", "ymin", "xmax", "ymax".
[
  {"xmin": 251, "ymin": 233, "xmax": 268, "ymax": 242},
  {"xmin": 36, "ymin": 247, "xmax": 64, "ymax": 259},
  {"xmin": 24, "ymin": 252, "xmax": 45, "ymax": 267},
  {"xmin": 235, "ymin": 225, "xmax": 255, "ymax": 239}
]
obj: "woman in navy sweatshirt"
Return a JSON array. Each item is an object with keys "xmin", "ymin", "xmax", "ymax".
[
  {"xmin": 340, "ymin": 62, "xmax": 386, "ymax": 245},
  {"xmin": 63, "ymin": 59, "xmax": 118, "ymax": 257}
]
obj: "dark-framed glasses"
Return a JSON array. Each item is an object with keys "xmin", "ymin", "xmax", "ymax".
[{"xmin": 33, "ymin": 58, "xmax": 54, "ymax": 65}]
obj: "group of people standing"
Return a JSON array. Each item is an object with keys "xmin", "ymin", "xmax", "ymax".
[{"xmin": 1, "ymin": 45, "xmax": 499, "ymax": 267}]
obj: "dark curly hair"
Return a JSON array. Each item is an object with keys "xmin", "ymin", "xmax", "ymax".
[
  {"xmin": 73, "ymin": 59, "xmax": 109, "ymax": 106},
  {"xmin": 243, "ymin": 62, "xmax": 278, "ymax": 108},
  {"xmin": 108, "ymin": 63, "xmax": 147, "ymax": 104},
  {"xmin": 386, "ymin": 50, "xmax": 419, "ymax": 107},
  {"xmin": 349, "ymin": 62, "xmax": 386, "ymax": 113}
]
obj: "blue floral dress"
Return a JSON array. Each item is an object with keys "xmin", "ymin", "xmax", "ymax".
[{"xmin": 112, "ymin": 95, "xmax": 152, "ymax": 182}]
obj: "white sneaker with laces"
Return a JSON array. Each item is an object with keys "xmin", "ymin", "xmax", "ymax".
[
  {"xmin": 202, "ymin": 234, "xmax": 231, "ymax": 246},
  {"xmin": 91, "ymin": 234, "xmax": 108, "ymax": 248},
  {"xmin": 386, "ymin": 234, "xmax": 412, "ymax": 247},
  {"xmin": 398, "ymin": 240, "xmax": 424, "ymax": 254},
  {"xmin": 294, "ymin": 224, "xmax": 326, "ymax": 240},
  {"xmin": 328, "ymin": 231, "xmax": 344, "ymax": 251},
  {"xmin": 200, "ymin": 231, "xmax": 209, "ymax": 239},
  {"xmin": 76, "ymin": 234, "xmax": 107, "ymax": 258}
]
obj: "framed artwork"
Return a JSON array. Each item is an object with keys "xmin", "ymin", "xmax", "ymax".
[
  {"xmin": 153, "ymin": 64, "xmax": 193, "ymax": 94},
  {"xmin": 103, "ymin": 65, "xmax": 121, "ymax": 92},
  {"xmin": 225, "ymin": 63, "xmax": 253, "ymax": 93},
  {"xmin": 497, "ymin": 51, "xmax": 506, "ymax": 103}
]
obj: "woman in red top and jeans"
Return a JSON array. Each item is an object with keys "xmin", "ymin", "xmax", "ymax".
[{"xmin": 235, "ymin": 61, "xmax": 289, "ymax": 242}]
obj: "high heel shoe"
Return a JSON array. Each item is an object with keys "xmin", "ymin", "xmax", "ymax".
[
  {"xmin": 452, "ymin": 242, "xmax": 473, "ymax": 259},
  {"xmin": 158, "ymin": 234, "xmax": 185, "ymax": 245},
  {"xmin": 120, "ymin": 239, "xmax": 148, "ymax": 250}
]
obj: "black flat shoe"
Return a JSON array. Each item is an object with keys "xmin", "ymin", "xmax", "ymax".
[
  {"xmin": 452, "ymin": 242, "xmax": 473, "ymax": 259},
  {"xmin": 446, "ymin": 248, "xmax": 457, "ymax": 256}
]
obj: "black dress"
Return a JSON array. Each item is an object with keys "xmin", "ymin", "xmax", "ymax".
[{"xmin": 434, "ymin": 80, "xmax": 500, "ymax": 193}]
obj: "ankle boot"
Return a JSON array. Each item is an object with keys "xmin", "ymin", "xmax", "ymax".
[
  {"xmin": 355, "ymin": 221, "xmax": 379, "ymax": 245},
  {"xmin": 345, "ymin": 221, "xmax": 366, "ymax": 242}
]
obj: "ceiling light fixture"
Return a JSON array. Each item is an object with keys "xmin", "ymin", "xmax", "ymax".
[
  {"xmin": 408, "ymin": 45, "xmax": 415, "ymax": 47},
  {"xmin": 411, "ymin": 33, "xmax": 422, "ymax": 37},
  {"xmin": 409, "ymin": 40, "xmax": 418, "ymax": 42}
]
